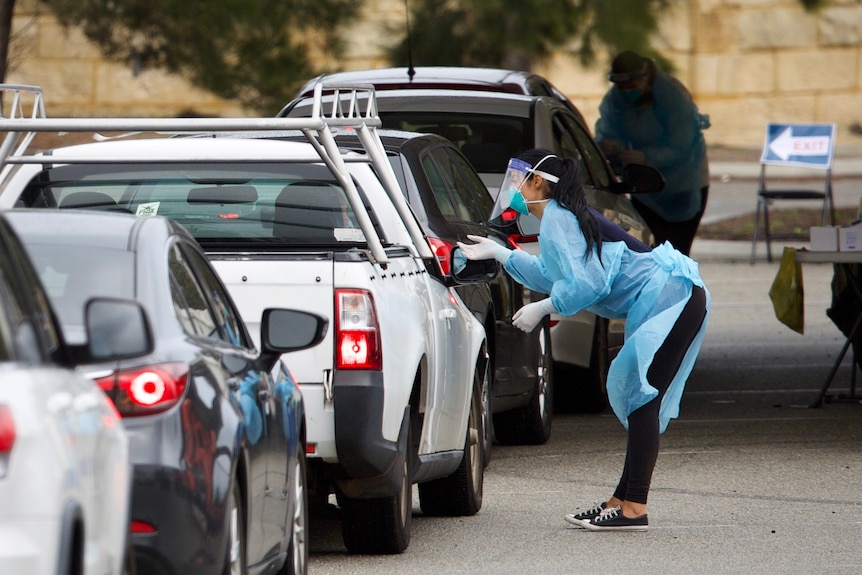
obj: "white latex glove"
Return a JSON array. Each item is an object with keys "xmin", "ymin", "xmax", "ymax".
[
  {"xmin": 512, "ymin": 298, "xmax": 556, "ymax": 333},
  {"xmin": 456, "ymin": 234, "xmax": 512, "ymax": 264}
]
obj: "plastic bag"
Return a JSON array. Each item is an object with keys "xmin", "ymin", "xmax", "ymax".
[{"xmin": 769, "ymin": 247, "xmax": 804, "ymax": 334}]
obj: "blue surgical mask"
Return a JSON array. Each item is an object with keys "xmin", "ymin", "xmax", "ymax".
[
  {"xmin": 622, "ymin": 89, "xmax": 643, "ymax": 103},
  {"xmin": 508, "ymin": 188, "xmax": 530, "ymax": 216}
]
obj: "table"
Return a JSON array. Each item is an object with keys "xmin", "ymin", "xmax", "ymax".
[{"xmin": 795, "ymin": 249, "xmax": 862, "ymax": 407}]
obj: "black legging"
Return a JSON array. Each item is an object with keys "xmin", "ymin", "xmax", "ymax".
[{"xmin": 612, "ymin": 285, "xmax": 708, "ymax": 505}]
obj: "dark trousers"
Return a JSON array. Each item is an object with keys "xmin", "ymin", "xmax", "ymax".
[
  {"xmin": 632, "ymin": 186, "xmax": 709, "ymax": 256},
  {"xmin": 612, "ymin": 285, "xmax": 708, "ymax": 505}
]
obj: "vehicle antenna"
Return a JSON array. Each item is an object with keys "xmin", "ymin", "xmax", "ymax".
[{"xmin": 404, "ymin": 0, "xmax": 415, "ymax": 81}]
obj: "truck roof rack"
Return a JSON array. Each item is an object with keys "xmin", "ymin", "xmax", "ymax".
[{"xmin": 0, "ymin": 83, "xmax": 432, "ymax": 264}]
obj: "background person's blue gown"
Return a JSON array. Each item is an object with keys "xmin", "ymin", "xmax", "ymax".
[{"xmin": 503, "ymin": 201, "xmax": 710, "ymax": 432}]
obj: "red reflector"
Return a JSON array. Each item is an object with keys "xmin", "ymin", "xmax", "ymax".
[
  {"xmin": 218, "ymin": 213, "xmax": 240, "ymax": 219},
  {"xmin": 0, "ymin": 405, "xmax": 15, "ymax": 453},
  {"xmin": 306, "ymin": 443, "xmax": 316, "ymax": 455},
  {"xmin": 130, "ymin": 520, "xmax": 157, "ymax": 534}
]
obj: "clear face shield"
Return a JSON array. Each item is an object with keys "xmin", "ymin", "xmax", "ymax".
[{"xmin": 489, "ymin": 156, "xmax": 558, "ymax": 226}]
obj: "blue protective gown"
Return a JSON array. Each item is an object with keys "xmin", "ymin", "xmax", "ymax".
[
  {"xmin": 504, "ymin": 201, "xmax": 710, "ymax": 433},
  {"xmin": 595, "ymin": 71, "xmax": 709, "ymax": 223}
]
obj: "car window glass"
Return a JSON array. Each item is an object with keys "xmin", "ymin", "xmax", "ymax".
[
  {"xmin": 427, "ymin": 147, "xmax": 476, "ymax": 222},
  {"xmin": 168, "ymin": 244, "xmax": 219, "ymax": 339},
  {"xmin": 17, "ymin": 242, "xmax": 133, "ymax": 346},
  {"xmin": 561, "ymin": 114, "xmax": 613, "ymax": 188},
  {"xmin": 421, "ymin": 153, "xmax": 460, "ymax": 221},
  {"xmin": 379, "ymin": 112, "xmax": 532, "ymax": 174},
  {"xmin": 443, "ymin": 147, "xmax": 494, "ymax": 220},
  {"xmin": 551, "ymin": 113, "xmax": 593, "ymax": 186},
  {"xmin": 20, "ymin": 163, "xmax": 378, "ymax": 248},
  {"xmin": 183, "ymin": 246, "xmax": 249, "ymax": 349}
]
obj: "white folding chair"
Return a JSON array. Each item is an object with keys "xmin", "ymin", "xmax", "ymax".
[{"xmin": 750, "ymin": 123, "xmax": 836, "ymax": 264}]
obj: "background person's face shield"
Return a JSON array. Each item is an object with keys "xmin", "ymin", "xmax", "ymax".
[{"xmin": 489, "ymin": 158, "xmax": 532, "ymax": 226}]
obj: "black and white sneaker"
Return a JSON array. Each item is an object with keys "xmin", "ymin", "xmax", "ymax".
[
  {"xmin": 564, "ymin": 502, "xmax": 606, "ymax": 527},
  {"xmin": 583, "ymin": 505, "xmax": 649, "ymax": 531}
]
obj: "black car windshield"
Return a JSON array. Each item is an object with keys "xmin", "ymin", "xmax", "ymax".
[
  {"xmin": 19, "ymin": 162, "xmax": 371, "ymax": 249},
  {"xmin": 24, "ymin": 243, "xmax": 134, "ymax": 343},
  {"xmin": 379, "ymin": 112, "xmax": 533, "ymax": 174}
]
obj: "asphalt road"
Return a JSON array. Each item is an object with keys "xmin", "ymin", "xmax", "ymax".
[{"xmin": 305, "ymin": 257, "xmax": 862, "ymax": 574}]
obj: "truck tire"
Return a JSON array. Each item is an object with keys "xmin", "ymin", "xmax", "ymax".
[
  {"xmin": 494, "ymin": 321, "xmax": 553, "ymax": 445},
  {"xmin": 339, "ymin": 423, "xmax": 412, "ymax": 554},
  {"xmin": 418, "ymin": 367, "xmax": 485, "ymax": 516}
]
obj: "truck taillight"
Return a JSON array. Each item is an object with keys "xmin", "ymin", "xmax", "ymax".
[
  {"xmin": 428, "ymin": 237, "xmax": 453, "ymax": 275},
  {"xmin": 0, "ymin": 405, "xmax": 14, "ymax": 478},
  {"xmin": 95, "ymin": 363, "xmax": 189, "ymax": 417},
  {"xmin": 335, "ymin": 289, "xmax": 381, "ymax": 370}
]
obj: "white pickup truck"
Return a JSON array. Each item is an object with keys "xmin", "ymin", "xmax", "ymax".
[{"xmin": 0, "ymin": 84, "xmax": 493, "ymax": 555}]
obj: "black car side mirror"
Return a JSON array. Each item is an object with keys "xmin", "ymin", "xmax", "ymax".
[
  {"xmin": 449, "ymin": 246, "xmax": 500, "ymax": 284},
  {"xmin": 258, "ymin": 308, "xmax": 328, "ymax": 371},
  {"xmin": 622, "ymin": 163, "xmax": 665, "ymax": 194}
]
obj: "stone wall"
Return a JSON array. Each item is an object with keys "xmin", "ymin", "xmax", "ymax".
[{"xmin": 6, "ymin": 0, "xmax": 861, "ymax": 149}]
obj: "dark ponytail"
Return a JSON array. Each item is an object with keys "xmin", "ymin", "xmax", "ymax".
[{"xmin": 517, "ymin": 149, "xmax": 602, "ymax": 261}]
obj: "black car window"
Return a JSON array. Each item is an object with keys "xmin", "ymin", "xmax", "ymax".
[
  {"xmin": 169, "ymin": 244, "xmax": 219, "ymax": 340},
  {"xmin": 420, "ymin": 153, "xmax": 460, "ymax": 221},
  {"xmin": 183, "ymin": 245, "xmax": 249, "ymax": 349},
  {"xmin": 427, "ymin": 147, "xmax": 476, "ymax": 222},
  {"xmin": 442, "ymin": 147, "xmax": 495, "ymax": 221}
]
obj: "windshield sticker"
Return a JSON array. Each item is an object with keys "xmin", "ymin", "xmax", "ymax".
[
  {"xmin": 334, "ymin": 228, "xmax": 365, "ymax": 242},
  {"xmin": 136, "ymin": 202, "xmax": 160, "ymax": 217}
]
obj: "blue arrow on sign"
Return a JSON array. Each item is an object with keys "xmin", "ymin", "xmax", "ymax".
[{"xmin": 761, "ymin": 123, "xmax": 836, "ymax": 168}]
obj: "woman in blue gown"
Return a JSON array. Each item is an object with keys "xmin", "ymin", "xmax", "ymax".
[{"xmin": 458, "ymin": 149, "xmax": 710, "ymax": 531}]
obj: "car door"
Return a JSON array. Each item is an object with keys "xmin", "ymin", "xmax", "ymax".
[{"xmin": 179, "ymin": 242, "xmax": 290, "ymax": 563}]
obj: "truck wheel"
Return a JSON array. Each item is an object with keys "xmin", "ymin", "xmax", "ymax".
[
  {"xmin": 418, "ymin": 368, "xmax": 484, "ymax": 516},
  {"xmin": 339, "ymin": 423, "xmax": 412, "ymax": 554},
  {"xmin": 494, "ymin": 321, "xmax": 553, "ymax": 445}
]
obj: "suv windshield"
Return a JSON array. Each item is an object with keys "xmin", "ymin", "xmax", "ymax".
[{"xmin": 19, "ymin": 162, "xmax": 372, "ymax": 248}]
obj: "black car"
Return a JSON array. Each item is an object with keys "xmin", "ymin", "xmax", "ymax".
[
  {"xmin": 331, "ymin": 130, "xmax": 552, "ymax": 453},
  {"xmin": 6, "ymin": 209, "xmax": 326, "ymax": 575}
]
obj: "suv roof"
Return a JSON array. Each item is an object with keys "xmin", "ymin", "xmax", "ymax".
[{"xmin": 287, "ymin": 66, "xmax": 586, "ymax": 125}]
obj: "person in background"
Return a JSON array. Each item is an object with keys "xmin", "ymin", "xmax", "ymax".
[
  {"xmin": 459, "ymin": 149, "xmax": 710, "ymax": 531},
  {"xmin": 595, "ymin": 50, "xmax": 710, "ymax": 256}
]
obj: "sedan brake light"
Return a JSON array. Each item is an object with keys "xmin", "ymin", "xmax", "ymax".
[
  {"xmin": 335, "ymin": 289, "xmax": 382, "ymax": 370},
  {"xmin": 95, "ymin": 363, "xmax": 189, "ymax": 417},
  {"xmin": 0, "ymin": 405, "xmax": 14, "ymax": 478}
]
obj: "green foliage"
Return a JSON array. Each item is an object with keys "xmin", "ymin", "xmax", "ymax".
[
  {"xmin": 38, "ymin": 0, "xmax": 360, "ymax": 114},
  {"xmin": 387, "ymin": 0, "xmax": 672, "ymax": 71}
]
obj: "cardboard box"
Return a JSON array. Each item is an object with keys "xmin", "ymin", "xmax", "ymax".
[
  {"xmin": 839, "ymin": 224, "xmax": 862, "ymax": 251},
  {"xmin": 809, "ymin": 226, "xmax": 838, "ymax": 251}
]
